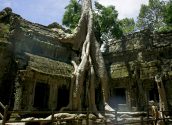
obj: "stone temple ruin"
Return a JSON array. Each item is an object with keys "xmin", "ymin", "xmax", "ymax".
[{"xmin": 0, "ymin": 7, "xmax": 172, "ymax": 124}]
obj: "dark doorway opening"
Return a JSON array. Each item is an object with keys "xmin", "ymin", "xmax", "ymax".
[
  {"xmin": 33, "ymin": 82, "xmax": 50, "ymax": 110},
  {"xmin": 109, "ymin": 88, "xmax": 126, "ymax": 108},
  {"xmin": 56, "ymin": 85, "xmax": 69, "ymax": 110},
  {"xmin": 149, "ymin": 88, "xmax": 159, "ymax": 102}
]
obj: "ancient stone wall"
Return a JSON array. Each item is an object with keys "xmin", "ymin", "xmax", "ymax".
[
  {"xmin": 104, "ymin": 29, "xmax": 172, "ymax": 111},
  {"xmin": 106, "ymin": 30, "xmax": 172, "ymax": 79},
  {"xmin": 1, "ymin": 7, "xmax": 172, "ymax": 112},
  {"xmin": 0, "ymin": 8, "xmax": 74, "ymax": 110}
]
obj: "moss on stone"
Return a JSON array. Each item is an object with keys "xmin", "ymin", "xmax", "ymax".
[
  {"xmin": 26, "ymin": 53, "xmax": 74, "ymax": 77},
  {"xmin": 111, "ymin": 68, "xmax": 129, "ymax": 79},
  {"xmin": 0, "ymin": 23, "xmax": 10, "ymax": 38},
  {"xmin": 110, "ymin": 63, "xmax": 129, "ymax": 79}
]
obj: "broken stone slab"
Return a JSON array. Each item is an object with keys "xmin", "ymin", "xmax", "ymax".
[{"xmin": 5, "ymin": 123, "xmax": 26, "ymax": 125}]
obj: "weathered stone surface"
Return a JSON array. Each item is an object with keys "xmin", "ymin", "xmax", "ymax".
[
  {"xmin": 11, "ymin": 17, "xmax": 73, "ymax": 63},
  {"xmin": 105, "ymin": 29, "xmax": 172, "ymax": 111},
  {"xmin": 110, "ymin": 62, "xmax": 129, "ymax": 79},
  {"xmin": 0, "ymin": 8, "xmax": 74, "ymax": 110},
  {"xmin": 25, "ymin": 53, "xmax": 73, "ymax": 77},
  {"xmin": 105, "ymin": 30, "xmax": 172, "ymax": 80}
]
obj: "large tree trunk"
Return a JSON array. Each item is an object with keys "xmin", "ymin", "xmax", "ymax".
[{"xmin": 58, "ymin": 0, "xmax": 109, "ymax": 113}]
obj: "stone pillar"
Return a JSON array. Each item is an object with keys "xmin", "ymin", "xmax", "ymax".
[
  {"xmin": 13, "ymin": 72, "xmax": 23, "ymax": 110},
  {"xmin": 126, "ymin": 80, "xmax": 135, "ymax": 111},
  {"xmin": 126, "ymin": 88, "xmax": 132, "ymax": 111},
  {"xmin": 27, "ymin": 79, "xmax": 36, "ymax": 110},
  {"xmin": 48, "ymin": 82, "xmax": 58, "ymax": 110},
  {"xmin": 155, "ymin": 75, "xmax": 168, "ymax": 112},
  {"xmin": 137, "ymin": 80, "xmax": 147, "ymax": 110},
  {"xmin": 134, "ymin": 64, "xmax": 147, "ymax": 110}
]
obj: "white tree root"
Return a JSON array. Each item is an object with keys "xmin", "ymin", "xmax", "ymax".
[{"xmin": 60, "ymin": 0, "xmax": 111, "ymax": 117}]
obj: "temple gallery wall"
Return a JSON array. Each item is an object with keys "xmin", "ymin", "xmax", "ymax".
[{"xmin": 0, "ymin": 8, "xmax": 172, "ymax": 112}]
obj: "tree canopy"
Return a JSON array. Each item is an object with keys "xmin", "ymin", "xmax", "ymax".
[
  {"xmin": 136, "ymin": 0, "xmax": 166, "ymax": 31},
  {"xmin": 94, "ymin": 1, "xmax": 122, "ymax": 41},
  {"xmin": 119, "ymin": 18, "xmax": 135, "ymax": 34},
  {"xmin": 62, "ymin": 0, "xmax": 172, "ymax": 41},
  {"xmin": 164, "ymin": 0, "xmax": 172, "ymax": 26},
  {"xmin": 62, "ymin": 0, "xmax": 123, "ymax": 42},
  {"xmin": 62, "ymin": 0, "xmax": 81, "ymax": 29}
]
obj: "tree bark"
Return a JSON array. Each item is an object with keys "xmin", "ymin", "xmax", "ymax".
[{"xmin": 59, "ymin": 0, "xmax": 109, "ymax": 113}]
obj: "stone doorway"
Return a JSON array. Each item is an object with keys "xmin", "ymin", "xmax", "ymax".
[
  {"xmin": 109, "ymin": 88, "xmax": 126, "ymax": 109},
  {"xmin": 149, "ymin": 87, "xmax": 159, "ymax": 102},
  {"xmin": 56, "ymin": 85, "xmax": 69, "ymax": 110},
  {"xmin": 33, "ymin": 82, "xmax": 50, "ymax": 110}
]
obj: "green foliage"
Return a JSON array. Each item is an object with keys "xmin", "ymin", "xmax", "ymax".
[
  {"xmin": 156, "ymin": 0, "xmax": 172, "ymax": 32},
  {"xmin": 94, "ymin": 2, "xmax": 123, "ymax": 41},
  {"xmin": 137, "ymin": 0, "xmax": 166, "ymax": 31},
  {"xmin": 119, "ymin": 18, "xmax": 135, "ymax": 34},
  {"xmin": 62, "ymin": 0, "xmax": 81, "ymax": 29},
  {"xmin": 158, "ymin": 25, "xmax": 172, "ymax": 32},
  {"xmin": 62, "ymin": 1, "xmax": 123, "ymax": 41},
  {"xmin": 164, "ymin": 0, "xmax": 172, "ymax": 26}
]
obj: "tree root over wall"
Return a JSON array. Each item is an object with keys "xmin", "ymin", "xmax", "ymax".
[{"xmin": 56, "ymin": 0, "xmax": 110, "ymax": 116}]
